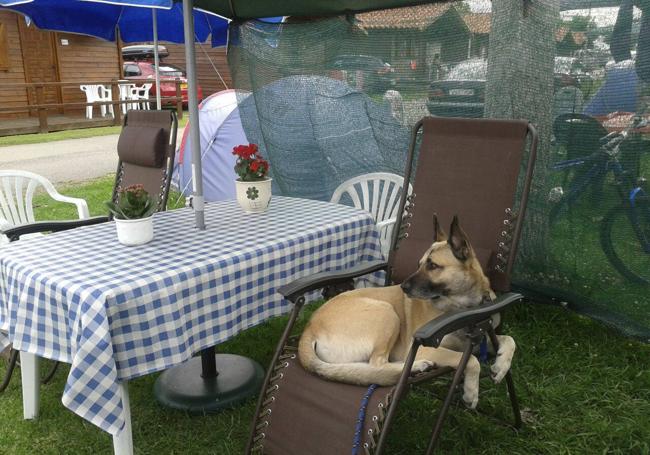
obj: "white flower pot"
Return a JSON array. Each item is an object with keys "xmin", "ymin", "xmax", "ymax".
[
  {"xmin": 235, "ymin": 178, "xmax": 272, "ymax": 213},
  {"xmin": 114, "ymin": 215, "xmax": 154, "ymax": 246}
]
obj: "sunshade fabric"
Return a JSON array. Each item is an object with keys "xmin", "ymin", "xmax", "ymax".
[
  {"xmin": 193, "ymin": 0, "xmax": 440, "ymax": 20},
  {"xmin": 0, "ymin": 0, "xmax": 228, "ymax": 44},
  {"xmin": 226, "ymin": 6, "xmax": 650, "ymax": 340}
]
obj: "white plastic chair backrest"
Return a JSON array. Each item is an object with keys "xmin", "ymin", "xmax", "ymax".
[
  {"xmin": 80, "ymin": 84, "xmax": 99, "ymax": 102},
  {"xmin": 131, "ymin": 84, "xmax": 152, "ymax": 98},
  {"xmin": 119, "ymin": 84, "xmax": 134, "ymax": 100},
  {"xmin": 330, "ymin": 172, "xmax": 412, "ymax": 256},
  {"xmin": 0, "ymin": 170, "xmax": 89, "ymax": 229},
  {"xmin": 97, "ymin": 85, "xmax": 112, "ymax": 101}
]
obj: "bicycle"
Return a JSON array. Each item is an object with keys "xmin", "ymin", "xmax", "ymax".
[{"xmin": 549, "ymin": 112, "xmax": 650, "ymax": 284}]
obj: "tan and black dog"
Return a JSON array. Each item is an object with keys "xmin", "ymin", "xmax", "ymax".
[{"xmin": 298, "ymin": 216, "xmax": 516, "ymax": 408}]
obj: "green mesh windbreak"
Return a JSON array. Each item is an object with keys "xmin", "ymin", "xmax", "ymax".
[{"xmin": 226, "ymin": 2, "xmax": 650, "ymax": 341}]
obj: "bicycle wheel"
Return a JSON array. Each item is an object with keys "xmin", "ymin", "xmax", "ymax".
[{"xmin": 601, "ymin": 199, "xmax": 650, "ymax": 284}]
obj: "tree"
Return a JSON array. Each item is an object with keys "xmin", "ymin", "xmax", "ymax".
[{"xmin": 485, "ymin": 0, "xmax": 559, "ymax": 272}]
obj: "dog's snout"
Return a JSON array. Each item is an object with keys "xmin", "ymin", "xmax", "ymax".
[{"xmin": 400, "ymin": 280, "xmax": 412, "ymax": 293}]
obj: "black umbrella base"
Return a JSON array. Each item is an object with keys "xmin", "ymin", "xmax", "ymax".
[{"xmin": 154, "ymin": 353, "xmax": 264, "ymax": 413}]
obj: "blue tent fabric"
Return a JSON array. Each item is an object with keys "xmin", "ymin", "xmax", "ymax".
[
  {"xmin": 237, "ymin": 76, "xmax": 410, "ymax": 201},
  {"xmin": 583, "ymin": 63, "xmax": 639, "ymax": 116},
  {"xmin": 0, "ymin": 0, "xmax": 228, "ymax": 44}
]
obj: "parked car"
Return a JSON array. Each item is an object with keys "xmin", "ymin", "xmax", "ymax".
[
  {"xmin": 427, "ymin": 58, "xmax": 584, "ymax": 118},
  {"xmin": 329, "ymin": 55, "xmax": 396, "ymax": 94},
  {"xmin": 122, "ymin": 45, "xmax": 202, "ymax": 106},
  {"xmin": 427, "ymin": 58, "xmax": 486, "ymax": 118}
]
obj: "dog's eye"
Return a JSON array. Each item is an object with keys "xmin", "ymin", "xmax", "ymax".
[{"xmin": 426, "ymin": 259, "xmax": 440, "ymax": 270}]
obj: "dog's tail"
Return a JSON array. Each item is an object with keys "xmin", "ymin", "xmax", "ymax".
[{"xmin": 298, "ymin": 328, "xmax": 405, "ymax": 387}]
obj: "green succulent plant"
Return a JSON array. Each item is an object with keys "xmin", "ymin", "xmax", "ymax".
[{"xmin": 105, "ymin": 184, "xmax": 156, "ymax": 220}]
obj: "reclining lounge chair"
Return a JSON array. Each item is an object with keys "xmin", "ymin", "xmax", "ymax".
[{"xmin": 246, "ymin": 116, "xmax": 538, "ymax": 454}]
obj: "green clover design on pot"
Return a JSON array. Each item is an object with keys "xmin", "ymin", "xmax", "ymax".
[{"xmin": 246, "ymin": 186, "xmax": 259, "ymax": 200}]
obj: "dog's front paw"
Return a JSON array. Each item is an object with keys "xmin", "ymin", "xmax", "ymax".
[
  {"xmin": 491, "ymin": 335, "xmax": 516, "ymax": 384},
  {"xmin": 462, "ymin": 384, "xmax": 479, "ymax": 409},
  {"xmin": 411, "ymin": 359, "xmax": 434, "ymax": 374},
  {"xmin": 490, "ymin": 356, "xmax": 511, "ymax": 383}
]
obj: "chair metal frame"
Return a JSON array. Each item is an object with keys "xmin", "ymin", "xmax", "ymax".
[{"xmin": 246, "ymin": 117, "xmax": 538, "ymax": 454}]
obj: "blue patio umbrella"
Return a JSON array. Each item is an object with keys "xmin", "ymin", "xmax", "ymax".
[{"xmin": 0, "ymin": 0, "xmax": 229, "ymax": 46}]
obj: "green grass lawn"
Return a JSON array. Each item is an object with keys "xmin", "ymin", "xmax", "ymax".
[
  {"xmin": 2, "ymin": 177, "xmax": 649, "ymax": 454},
  {"xmin": 0, "ymin": 112, "xmax": 189, "ymax": 148}
]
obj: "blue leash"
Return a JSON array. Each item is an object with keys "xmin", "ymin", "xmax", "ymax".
[
  {"xmin": 352, "ymin": 384, "xmax": 378, "ymax": 455},
  {"xmin": 479, "ymin": 338, "xmax": 489, "ymax": 363}
]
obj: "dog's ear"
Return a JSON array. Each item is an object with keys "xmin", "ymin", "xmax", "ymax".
[
  {"xmin": 433, "ymin": 213, "xmax": 447, "ymax": 242},
  {"xmin": 448, "ymin": 215, "xmax": 471, "ymax": 261}
]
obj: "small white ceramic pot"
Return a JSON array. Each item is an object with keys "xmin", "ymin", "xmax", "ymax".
[
  {"xmin": 114, "ymin": 215, "xmax": 154, "ymax": 246},
  {"xmin": 235, "ymin": 178, "xmax": 272, "ymax": 213}
]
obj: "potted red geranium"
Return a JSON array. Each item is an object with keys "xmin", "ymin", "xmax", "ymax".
[{"xmin": 233, "ymin": 143, "xmax": 272, "ymax": 213}]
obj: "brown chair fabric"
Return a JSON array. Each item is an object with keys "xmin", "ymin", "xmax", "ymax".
[
  {"xmin": 112, "ymin": 110, "xmax": 177, "ymax": 212},
  {"xmin": 391, "ymin": 117, "xmax": 530, "ymax": 292},
  {"xmin": 117, "ymin": 126, "xmax": 167, "ymax": 168},
  {"xmin": 257, "ymin": 352, "xmax": 393, "ymax": 455}
]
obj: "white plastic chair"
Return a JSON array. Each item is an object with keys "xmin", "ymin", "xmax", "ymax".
[
  {"xmin": 0, "ymin": 170, "xmax": 89, "ymax": 246},
  {"xmin": 80, "ymin": 84, "xmax": 113, "ymax": 119},
  {"xmin": 0, "ymin": 171, "xmax": 90, "ymax": 396},
  {"xmin": 79, "ymin": 84, "xmax": 99, "ymax": 119},
  {"xmin": 97, "ymin": 85, "xmax": 114, "ymax": 118},
  {"xmin": 130, "ymin": 83, "xmax": 153, "ymax": 110},
  {"xmin": 118, "ymin": 83, "xmax": 136, "ymax": 114},
  {"xmin": 330, "ymin": 172, "xmax": 412, "ymax": 258}
]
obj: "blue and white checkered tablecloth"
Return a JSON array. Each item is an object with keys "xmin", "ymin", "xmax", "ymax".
[{"xmin": 0, "ymin": 196, "xmax": 381, "ymax": 436}]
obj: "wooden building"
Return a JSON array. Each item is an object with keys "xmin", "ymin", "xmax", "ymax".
[
  {"xmin": 0, "ymin": 10, "xmax": 231, "ymax": 124},
  {"xmin": 0, "ymin": 10, "xmax": 121, "ymax": 120},
  {"xmin": 357, "ymin": 4, "xmax": 470, "ymax": 85}
]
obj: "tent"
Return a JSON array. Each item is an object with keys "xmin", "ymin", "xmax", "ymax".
[
  {"xmin": 583, "ymin": 60, "xmax": 639, "ymax": 116},
  {"xmin": 176, "ymin": 76, "xmax": 409, "ymax": 203},
  {"xmin": 175, "ymin": 89, "xmax": 250, "ymax": 201}
]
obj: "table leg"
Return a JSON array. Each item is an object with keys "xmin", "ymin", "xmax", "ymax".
[
  {"xmin": 153, "ymin": 347, "xmax": 264, "ymax": 413},
  {"xmin": 112, "ymin": 381, "xmax": 133, "ymax": 455},
  {"xmin": 19, "ymin": 351, "xmax": 39, "ymax": 419}
]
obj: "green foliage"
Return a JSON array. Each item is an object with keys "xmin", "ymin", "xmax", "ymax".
[{"xmin": 105, "ymin": 184, "xmax": 156, "ymax": 220}]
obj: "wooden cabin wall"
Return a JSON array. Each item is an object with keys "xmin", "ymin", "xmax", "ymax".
[
  {"xmin": 0, "ymin": 11, "xmax": 28, "ymax": 119},
  {"xmin": 55, "ymin": 32, "xmax": 121, "ymax": 116}
]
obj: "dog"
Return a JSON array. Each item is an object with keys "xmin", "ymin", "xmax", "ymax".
[{"xmin": 298, "ymin": 215, "xmax": 516, "ymax": 408}]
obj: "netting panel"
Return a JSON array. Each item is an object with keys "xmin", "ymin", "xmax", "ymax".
[{"xmin": 225, "ymin": 3, "xmax": 650, "ymax": 340}]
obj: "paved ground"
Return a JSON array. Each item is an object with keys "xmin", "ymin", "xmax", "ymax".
[{"xmin": 0, "ymin": 127, "xmax": 185, "ymax": 185}]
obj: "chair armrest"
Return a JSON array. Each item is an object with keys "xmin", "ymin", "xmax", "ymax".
[
  {"xmin": 277, "ymin": 260, "xmax": 388, "ymax": 303},
  {"xmin": 414, "ymin": 292, "xmax": 523, "ymax": 348},
  {"xmin": 376, "ymin": 218, "xmax": 396, "ymax": 229},
  {"xmin": 50, "ymin": 194, "xmax": 90, "ymax": 219},
  {"xmin": 2, "ymin": 216, "xmax": 109, "ymax": 241}
]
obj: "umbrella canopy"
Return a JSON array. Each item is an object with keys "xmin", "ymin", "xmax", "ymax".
[{"xmin": 0, "ymin": 0, "xmax": 229, "ymax": 46}]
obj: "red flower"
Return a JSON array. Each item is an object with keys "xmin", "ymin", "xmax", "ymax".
[
  {"xmin": 250, "ymin": 160, "xmax": 260, "ymax": 172},
  {"xmin": 232, "ymin": 143, "xmax": 258, "ymax": 160}
]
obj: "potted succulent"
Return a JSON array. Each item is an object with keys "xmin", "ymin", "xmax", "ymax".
[
  {"xmin": 233, "ymin": 143, "xmax": 272, "ymax": 213},
  {"xmin": 105, "ymin": 184, "xmax": 156, "ymax": 246}
]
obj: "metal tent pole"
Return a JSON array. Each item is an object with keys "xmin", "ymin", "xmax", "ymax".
[
  {"xmin": 182, "ymin": 0, "xmax": 205, "ymax": 230},
  {"xmin": 152, "ymin": 9, "xmax": 162, "ymax": 110}
]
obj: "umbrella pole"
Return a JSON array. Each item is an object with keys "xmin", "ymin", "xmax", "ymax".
[
  {"xmin": 154, "ymin": 5, "xmax": 263, "ymax": 413},
  {"xmin": 152, "ymin": 9, "xmax": 162, "ymax": 110},
  {"xmin": 182, "ymin": 0, "xmax": 205, "ymax": 230}
]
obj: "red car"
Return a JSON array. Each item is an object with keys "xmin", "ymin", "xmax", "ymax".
[{"xmin": 122, "ymin": 60, "xmax": 202, "ymax": 106}]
